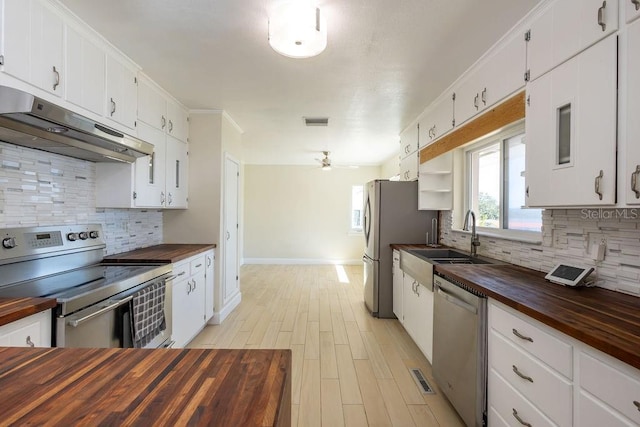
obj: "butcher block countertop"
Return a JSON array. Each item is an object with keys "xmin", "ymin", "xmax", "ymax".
[
  {"xmin": 0, "ymin": 347, "xmax": 291, "ymax": 426},
  {"xmin": 0, "ymin": 297, "xmax": 56, "ymax": 327},
  {"xmin": 435, "ymin": 263, "xmax": 640, "ymax": 371},
  {"xmin": 103, "ymin": 243, "xmax": 216, "ymax": 264}
]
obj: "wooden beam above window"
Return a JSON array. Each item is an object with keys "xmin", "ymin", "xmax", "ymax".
[{"xmin": 420, "ymin": 91, "xmax": 525, "ymax": 164}]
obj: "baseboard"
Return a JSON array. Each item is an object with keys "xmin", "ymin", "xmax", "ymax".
[
  {"xmin": 209, "ymin": 291, "xmax": 242, "ymax": 325},
  {"xmin": 243, "ymin": 258, "xmax": 363, "ymax": 265}
]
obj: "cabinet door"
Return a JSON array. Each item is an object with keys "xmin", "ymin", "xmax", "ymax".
[
  {"xmin": 416, "ymin": 283, "xmax": 434, "ymax": 362},
  {"xmin": 137, "ymin": 76, "xmax": 167, "ymax": 131},
  {"xmin": 402, "ymin": 273, "xmax": 418, "ymax": 339},
  {"xmin": 627, "ymin": 0, "xmax": 640, "ymax": 24},
  {"xmin": 486, "ymin": 32, "xmax": 526, "ymax": 107},
  {"xmin": 0, "ymin": 310, "xmax": 51, "ymax": 348},
  {"xmin": 166, "ymin": 100, "xmax": 189, "ymax": 142},
  {"xmin": 433, "ymin": 94, "xmax": 455, "ymax": 139},
  {"xmin": 205, "ymin": 250, "xmax": 215, "ymax": 321},
  {"xmin": 165, "ymin": 136, "xmax": 188, "ymax": 208},
  {"xmin": 1, "ymin": 0, "xmax": 32, "ymax": 83},
  {"xmin": 526, "ymin": 35, "xmax": 616, "ymax": 207},
  {"xmin": 65, "ymin": 26, "xmax": 105, "ymax": 115},
  {"xmin": 105, "ymin": 54, "xmax": 137, "ymax": 129},
  {"xmin": 625, "ymin": 19, "xmax": 640, "ymax": 204},
  {"xmin": 400, "ymin": 124, "xmax": 419, "ymax": 158},
  {"xmin": 399, "ymin": 151, "xmax": 418, "ymax": 181},
  {"xmin": 527, "ymin": 0, "xmax": 618, "ymax": 82},
  {"xmin": 134, "ymin": 122, "xmax": 166, "ymax": 208},
  {"xmin": 171, "ymin": 277, "xmax": 190, "ymax": 348},
  {"xmin": 31, "ymin": 1, "xmax": 63, "ymax": 97},
  {"xmin": 455, "ymin": 71, "xmax": 482, "ymax": 127},
  {"xmin": 392, "ymin": 251, "xmax": 403, "ymax": 322},
  {"xmin": 190, "ymin": 269, "xmax": 206, "ymax": 334}
]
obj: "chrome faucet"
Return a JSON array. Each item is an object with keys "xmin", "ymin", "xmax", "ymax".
[{"xmin": 463, "ymin": 210, "xmax": 480, "ymax": 256}]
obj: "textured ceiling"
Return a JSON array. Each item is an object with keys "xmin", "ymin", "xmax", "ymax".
[{"xmin": 59, "ymin": 0, "xmax": 541, "ymax": 166}]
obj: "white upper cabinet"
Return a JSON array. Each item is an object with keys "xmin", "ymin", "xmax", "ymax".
[
  {"xmin": 165, "ymin": 135, "xmax": 189, "ymax": 208},
  {"xmin": 623, "ymin": 18, "xmax": 640, "ymax": 204},
  {"xmin": 526, "ymin": 0, "xmax": 618, "ymax": 82},
  {"xmin": 65, "ymin": 25, "xmax": 105, "ymax": 115},
  {"xmin": 134, "ymin": 122, "xmax": 167, "ymax": 208},
  {"xmin": 399, "ymin": 123, "xmax": 419, "ymax": 158},
  {"xmin": 627, "ymin": 0, "xmax": 640, "ymax": 23},
  {"xmin": 525, "ymin": 35, "xmax": 617, "ymax": 207},
  {"xmin": 1, "ymin": 0, "xmax": 64, "ymax": 97},
  {"xmin": 419, "ymin": 94, "xmax": 455, "ymax": 146},
  {"xmin": 105, "ymin": 53, "xmax": 137, "ymax": 130},
  {"xmin": 138, "ymin": 74, "xmax": 189, "ymax": 142}
]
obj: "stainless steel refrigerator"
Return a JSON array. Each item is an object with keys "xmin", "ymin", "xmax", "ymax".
[{"xmin": 363, "ymin": 180, "xmax": 437, "ymax": 318}]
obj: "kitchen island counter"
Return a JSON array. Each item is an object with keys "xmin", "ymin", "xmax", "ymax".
[
  {"xmin": 0, "ymin": 297, "xmax": 56, "ymax": 327},
  {"xmin": 0, "ymin": 347, "xmax": 291, "ymax": 426},
  {"xmin": 434, "ymin": 263, "xmax": 640, "ymax": 371},
  {"xmin": 103, "ymin": 243, "xmax": 216, "ymax": 264}
]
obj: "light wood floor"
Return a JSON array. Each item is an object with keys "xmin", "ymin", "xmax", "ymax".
[{"xmin": 188, "ymin": 264, "xmax": 464, "ymax": 427}]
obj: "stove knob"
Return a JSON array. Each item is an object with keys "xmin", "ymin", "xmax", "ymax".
[
  {"xmin": 67, "ymin": 233, "xmax": 79, "ymax": 242},
  {"xmin": 78, "ymin": 232, "xmax": 88, "ymax": 240},
  {"xmin": 89, "ymin": 231, "xmax": 99, "ymax": 239},
  {"xmin": 2, "ymin": 237, "xmax": 16, "ymax": 249}
]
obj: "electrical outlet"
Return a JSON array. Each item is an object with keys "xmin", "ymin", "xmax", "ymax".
[{"xmin": 588, "ymin": 233, "xmax": 606, "ymax": 261}]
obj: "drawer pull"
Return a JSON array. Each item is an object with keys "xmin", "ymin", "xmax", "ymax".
[
  {"xmin": 512, "ymin": 408, "xmax": 532, "ymax": 427},
  {"xmin": 634, "ymin": 400, "xmax": 640, "ymax": 411},
  {"xmin": 25, "ymin": 335, "xmax": 35, "ymax": 347},
  {"xmin": 512, "ymin": 365, "xmax": 534, "ymax": 383},
  {"xmin": 195, "ymin": 263, "xmax": 203, "ymax": 268},
  {"xmin": 512, "ymin": 328, "xmax": 534, "ymax": 342}
]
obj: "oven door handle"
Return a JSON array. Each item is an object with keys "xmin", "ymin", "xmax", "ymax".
[{"xmin": 66, "ymin": 296, "xmax": 134, "ymax": 328}]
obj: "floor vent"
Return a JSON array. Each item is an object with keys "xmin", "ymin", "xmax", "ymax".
[{"xmin": 410, "ymin": 368, "xmax": 435, "ymax": 394}]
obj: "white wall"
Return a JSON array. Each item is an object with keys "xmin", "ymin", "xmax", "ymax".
[
  {"xmin": 243, "ymin": 165, "xmax": 381, "ymax": 264},
  {"xmin": 380, "ymin": 154, "xmax": 400, "ymax": 179}
]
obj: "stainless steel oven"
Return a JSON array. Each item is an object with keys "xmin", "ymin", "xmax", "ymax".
[{"xmin": 0, "ymin": 225, "xmax": 173, "ymax": 349}]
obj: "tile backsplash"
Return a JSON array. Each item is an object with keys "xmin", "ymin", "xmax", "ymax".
[
  {"xmin": 0, "ymin": 142, "xmax": 162, "ymax": 255},
  {"xmin": 441, "ymin": 209, "xmax": 640, "ymax": 296}
]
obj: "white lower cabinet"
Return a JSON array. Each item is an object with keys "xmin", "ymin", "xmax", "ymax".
[
  {"xmin": 392, "ymin": 250, "xmax": 403, "ymax": 323},
  {"xmin": 204, "ymin": 249, "xmax": 215, "ymax": 322},
  {"xmin": 170, "ymin": 253, "xmax": 207, "ymax": 348},
  {"xmin": 488, "ymin": 300, "xmax": 640, "ymax": 427},
  {"xmin": 0, "ymin": 310, "xmax": 51, "ymax": 347},
  {"xmin": 402, "ymin": 271, "xmax": 433, "ymax": 362}
]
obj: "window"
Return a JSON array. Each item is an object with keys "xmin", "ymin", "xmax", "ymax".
[
  {"xmin": 466, "ymin": 128, "xmax": 542, "ymax": 235},
  {"xmin": 350, "ymin": 185, "xmax": 364, "ymax": 232}
]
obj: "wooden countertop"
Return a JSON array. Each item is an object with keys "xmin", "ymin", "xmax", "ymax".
[
  {"xmin": 103, "ymin": 243, "xmax": 216, "ymax": 264},
  {"xmin": 0, "ymin": 347, "xmax": 291, "ymax": 426},
  {"xmin": 435, "ymin": 264, "xmax": 640, "ymax": 370},
  {"xmin": 0, "ymin": 297, "xmax": 56, "ymax": 327}
]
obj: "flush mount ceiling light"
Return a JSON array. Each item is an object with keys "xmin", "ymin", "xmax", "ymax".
[{"xmin": 268, "ymin": 1, "xmax": 327, "ymax": 59}]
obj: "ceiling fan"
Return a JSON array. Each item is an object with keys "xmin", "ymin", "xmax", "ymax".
[{"xmin": 314, "ymin": 151, "xmax": 358, "ymax": 171}]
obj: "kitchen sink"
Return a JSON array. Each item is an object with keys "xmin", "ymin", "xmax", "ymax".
[
  {"xmin": 407, "ymin": 249, "xmax": 470, "ymax": 260},
  {"xmin": 427, "ymin": 257, "xmax": 492, "ymax": 265}
]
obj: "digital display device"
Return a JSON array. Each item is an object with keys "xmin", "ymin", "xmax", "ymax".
[
  {"xmin": 545, "ymin": 263, "xmax": 594, "ymax": 287},
  {"xmin": 36, "ymin": 233, "xmax": 51, "ymax": 240}
]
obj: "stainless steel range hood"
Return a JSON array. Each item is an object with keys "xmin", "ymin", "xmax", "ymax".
[{"xmin": 0, "ymin": 85, "xmax": 153, "ymax": 163}]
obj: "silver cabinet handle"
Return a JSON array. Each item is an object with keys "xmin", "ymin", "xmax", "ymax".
[
  {"xmin": 168, "ymin": 120, "xmax": 174, "ymax": 133},
  {"xmin": 631, "ymin": 166, "xmax": 640, "ymax": 199},
  {"xmin": 481, "ymin": 88, "xmax": 487, "ymax": 105},
  {"xmin": 110, "ymin": 98, "xmax": 117, "ymax": 116},
  {"xmin": 598, "ymin": 1, "xmax": 607, "ymax": 32},
  {"xmin": 634, "ymin": 400, "xmax": 640, "ymax": 412},
  {"xmin": 192, "ymin": 278, "xmax": 197, "ymax": 290},
  {"xmin": 512, "ymin": 365, "xmax": 534, "ymax": 383},
  {"xmin": 432, "ymin": 125, "xmax": 436, "ymax": 138},
  {"xmin": 512, "ymin": 328, "xmax": 534, "ymax": 342},
  {"xmin": 52, "ymin": 66, "xmax": 60, "ymax": 91},
  {"xmin": 512, "ymin": 408, "xmax": 532, "ymax": 427},
  {"xmin": 187, "ymin": 280, "xmax": 193, "ymax": 294},
  {"xmin": 595, "ymin": 170, "xmax": 604, "ymax": 200},
  {"xmin": 474, "ymin": 93, "xmax": 479, "ymax": 110},
  {"xmin": 207, "ymin": 256, "xmax": 212, "ymax": 267},
  {"xmin": 161, "ymin": 115, "xmax": 166, "ymax": 129},
  {"xmin": 415, "ymin": 282, "xmax": 420, "ymax": 296},
  {"xmin": 25, "ymin": 335, "xmax": 35, "ymax": 347},
  {"xmin": 160, "ymin": 191, "xmax": 166, "ymax": 205},
  {"xmin": 67, "ymin": 296, "xmax": 133, "ymax": 327},
  {"xmin": 168, "ymin": 192, "xmax": 173, "ymax": 206},
  {"xmin": 633, "ymin": 0, "xmax": 640, "ymax": 11}
]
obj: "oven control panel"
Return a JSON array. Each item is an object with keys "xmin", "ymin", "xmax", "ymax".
[{"xmin": 0, "ymin": 224, "xmax": 105, "ymax": 261}]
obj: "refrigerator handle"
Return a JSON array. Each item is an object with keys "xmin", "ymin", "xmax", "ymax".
[{"xmin": 364, "ymin": 196, "xmax": 372, "ymax": 246}]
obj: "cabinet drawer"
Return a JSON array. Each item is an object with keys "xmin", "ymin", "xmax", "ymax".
[
  {"xmin": 489, "ymin": 302, "xmax": 572, "ymax": 378},
  {"xmin": 490, "ymin": 329, "xmax": 573, "ymax": 426},
  {"xmin": 171, "ymin": 260, "xmax": 190, "ymax": 282},
  {"xmin": 488, "ymin": 368, "xmax": 556, "ymax": 427},
  {"xmin": 579, "ymin": 351, "xmax": 640, "ymax": 424},
  {"xmin": 577, "ymin": 390, "xmax": 637, "ymax": 427},
  {"xmin": 190, "ymin": 255, "xmax": 206, "ymax": 276},
  {"xmin": 0, "ymin": 310, "xmax": 51, "ymax": 348}
]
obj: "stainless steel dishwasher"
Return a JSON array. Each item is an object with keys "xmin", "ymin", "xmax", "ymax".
[{"xmin": 432, "ymin": 273, "xmax": 487, "ymax": 427}]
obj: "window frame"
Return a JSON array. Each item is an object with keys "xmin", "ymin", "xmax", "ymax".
[
  {"xmin": 349, "ymin": 184, "xmax": 364, "ymax": 234},
  {"xmin": 461, "ymin": 125, "xmax": 542, "ymax": 242}
]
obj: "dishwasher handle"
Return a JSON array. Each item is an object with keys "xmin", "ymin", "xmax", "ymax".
[{"xmin": 436, "ymin": 286, "xmax": 477, "ymax": 314}]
